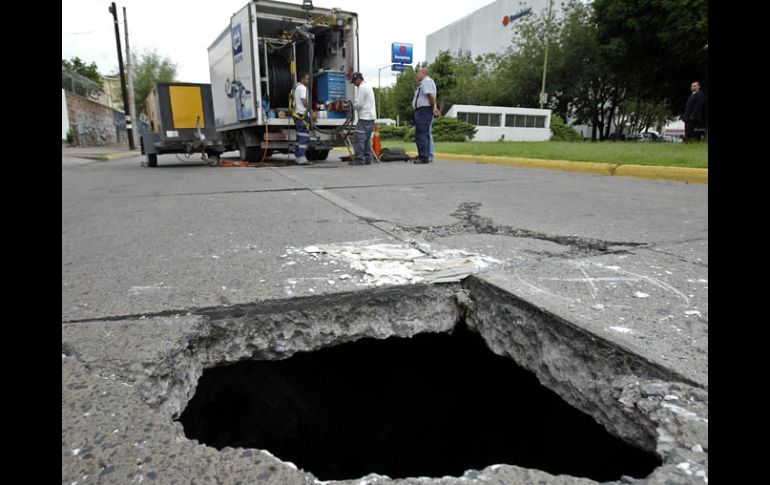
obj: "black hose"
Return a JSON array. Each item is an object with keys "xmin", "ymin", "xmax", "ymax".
[{"xmin": 268, "ymin": 52, "xmax": 292, "ymax": 109}]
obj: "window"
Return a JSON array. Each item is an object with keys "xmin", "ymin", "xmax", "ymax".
[
  {"xmin": 535, "ymin": 116, "xmax": 546, "ymax": 128},
  {"xmin": 490, "ymin": 114, "xmax": 501, "ymax": 127},
  {"xmin": 478, "ymin": 113, "xmax": 489, "ymax": 126},
  {"xmin": 526, "ymin": 115, "xmax": 536, "ymax": 128},
  {"xmin": 456, "ymin": 112, "xmax": 468, "ymax": 123},
  {"xmin": 505, "ymin": 114, "xmax": 515, "ymax": 127},
  {"xmin": 467, "ymin": 112, "xmax": 478, "ymax": 125},
  {"xmin": 515, "ymin": 115, "xmax": 526, "ymax": 127}
]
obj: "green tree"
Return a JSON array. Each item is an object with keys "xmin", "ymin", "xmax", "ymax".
[
  {"xmin": 427, "ymin": 51, "xmax": 457, "ymax": 113},
  {"xmin": 132, "ymin": 49, "xmax": 178, "ymax": 116},
  {"xmin": 593, "ymin": 0, "xmax": 708, "ymax": 116},
  {"xmin": 62, "ymin": 57, "xmax": 103, "ymax": 87},
  {"xmin": 389, "ymin": 67, "xmax": 418, "ymax": 125},
  {"xmin": 442, "ymin": 51, "xmax": 499, "ymax": 108}
]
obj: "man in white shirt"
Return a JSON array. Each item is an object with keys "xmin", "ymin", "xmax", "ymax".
[
  {"xmin": 350, "ymin": 72, "xmax": 377, "ymax": 165},
  {"xmin": 292, "ymin": 72, "xmax": 315, "ymax": 165}
]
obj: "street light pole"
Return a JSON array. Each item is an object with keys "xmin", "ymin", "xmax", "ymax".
[
  {"xmin": 377, "ymin": 63, "xmax": 393, "ymax": 119},
  {"xmin": 539, "ymin": 0, "xmax": 554, "ymax": 109}
]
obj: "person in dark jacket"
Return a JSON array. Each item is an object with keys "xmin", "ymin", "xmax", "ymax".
[{"xmin": 682, "ymin": 81, "xmax": 706, "ymax": 142}]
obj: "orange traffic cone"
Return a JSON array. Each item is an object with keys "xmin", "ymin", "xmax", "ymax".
[{"xmin": 373, "ymin": 125, "xmax": 382, "ymax": 156}]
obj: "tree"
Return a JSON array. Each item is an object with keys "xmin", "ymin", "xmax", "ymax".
[
  {"xmin": 132, "ymin": 49, "xmax": 178, "ymax": 116},
  {"xmin": 389, "ymin": 67, "xmax": 418, "ymax": 125},
  {"xmin": 428, "ymin": 51, "xmax": 457, "ymax": 113},
  {"xmin": 593, "ymin": 0, "xmax": 708, "ymax": 116},
  {"xmin": 62, "ymin": 57, "xmax": 103, "ymax": 87}
]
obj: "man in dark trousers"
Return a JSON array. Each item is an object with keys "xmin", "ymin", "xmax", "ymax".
[
  {"xmin": 411, "ymin": 68, "xmax": 441, "ymax": 163},
  {"xmin": 682, "ymin": 81, "xmax": 706, "ymax": 142}
]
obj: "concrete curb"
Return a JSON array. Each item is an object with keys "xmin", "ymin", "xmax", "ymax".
[
  {"xmin": 413, "ymin": 152, "xmax": 708, "ymax": 185},
  {"xmin": 63, "ymin": 151, "xmax": 141, "ymax": 161},
  {"xmin": 334, "ymin": 148, "xmax": 708, "ymax": 184}
]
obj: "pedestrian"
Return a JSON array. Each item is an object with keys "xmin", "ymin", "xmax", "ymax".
[
  {"xmin": 681, "ymin": 81, "xmax": 706, "ymax": 142},
  {"xmin": 291, "ymin": 72, "xmax": 316, "ymax": 165},
  {"xmin": 350, "ymin": 72, "xmax": 377, "ymax": 165},
  {"xmin": 412, "ymin": 68, "xmax": 441, "ymax": 163}
]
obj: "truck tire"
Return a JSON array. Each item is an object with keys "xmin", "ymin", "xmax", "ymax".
[
  {"xmin": 147, "ymin": 153, "xmax": 158, "ymax": 167},
  {"xmin": 307, "ymin": 149, "xmax": 330, "ymax": 161},
  {"xmin": 238, "ymin": 133, "xmax": 258, "ymax": 162}
]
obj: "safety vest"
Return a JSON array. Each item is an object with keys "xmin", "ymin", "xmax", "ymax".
[{"xmin": 289, "ymin": 83, "xmax": 309, "ymax": 122}]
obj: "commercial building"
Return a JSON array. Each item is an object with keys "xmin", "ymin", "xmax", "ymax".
[
  {"xmin": 426, "ymin": 0, "xmax": 552, "ymax": 63},
  {"xmin": 445, "ymin": 105, "xmax": 551, "ymax": 141}
]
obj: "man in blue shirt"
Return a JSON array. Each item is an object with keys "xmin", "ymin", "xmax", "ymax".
[{"xmin": 411, "ymin": 68, "xmax": 441, "ymax": 163}]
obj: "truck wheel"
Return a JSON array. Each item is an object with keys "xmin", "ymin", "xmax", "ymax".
[
  {"xmin": 238, "ymin": 137, "xmax": 257, "ymax": 162},
  {"xmin": 307, "ymin": 149, "xmax": 329, "ymax": 161},
  {"xmin": 147, "ymin": 154, "xmax": 158, "ymax": 167}
]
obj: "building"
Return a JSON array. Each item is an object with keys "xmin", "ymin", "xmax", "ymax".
[
  {"xmin": 101, "ymin": 75, "xmax": 126, "ymax": 112},
  {"xmin": 426, "ymin": 0, "xmax": 553, "ymax": 63},
  {"xmin": 446, "ymin": 105, "xmax": 551, "ymax": 141}
]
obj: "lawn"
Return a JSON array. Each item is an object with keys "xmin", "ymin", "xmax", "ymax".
[{"xmin": 380, "ymin": 140, "xmax": 708, "ymax": 169}]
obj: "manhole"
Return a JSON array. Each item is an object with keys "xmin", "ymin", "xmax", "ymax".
[{"xmin": 177, "ymin": 324, "xmax": 661, "ymax": 481}]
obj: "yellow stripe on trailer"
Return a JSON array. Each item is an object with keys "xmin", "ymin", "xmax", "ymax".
[{"xmin": 169, "ymin": 86, "xmax": 205, "ymax": 129}]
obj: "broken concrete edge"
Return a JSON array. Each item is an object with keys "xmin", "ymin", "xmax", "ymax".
[
  {"xmin": 461, "ymin": 276, "xmax": 707, "ymax": 457},
  {"xmin": 62, "ymin": 281, "xmax": 706, "ymax": 484},
  {"xmin": 329, "ymin": 148, "xmax": 708, "ymax": 184}
]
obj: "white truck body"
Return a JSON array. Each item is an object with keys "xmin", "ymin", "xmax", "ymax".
[{"xmin": 208, "ymin": 0, "xmax": 360, "ymax": 161}]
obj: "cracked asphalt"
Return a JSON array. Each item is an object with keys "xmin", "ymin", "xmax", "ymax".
[{"xmin": 62, "ymin": 151, "xmax": 707, "ymax": 483}]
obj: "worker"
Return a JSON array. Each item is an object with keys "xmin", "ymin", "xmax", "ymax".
[
  {"xmin": 291, "ymin": 72, "xmax": 316, "ymax": 165},
  {"xmin": 350, "ymin": 72, "xmax": 377, "ymax": 165}
]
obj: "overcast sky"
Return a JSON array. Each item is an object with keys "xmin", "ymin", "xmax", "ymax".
[{"xmin": 62, "ymin": 0, "xmax": 498, "ymax": 87}]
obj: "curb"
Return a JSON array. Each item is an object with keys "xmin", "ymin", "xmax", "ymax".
[
  {"xmin": 405, "ymin": 150, "xmax": 708, "ymax": 185},
  {"xmin": 63, "ymin": 151, "xmax": 141, "ymax": 161}
]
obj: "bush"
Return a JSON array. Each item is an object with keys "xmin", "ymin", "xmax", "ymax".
[
  {"xmin": 379, "ymin": 125, "xmax": 410, "ymax": 141},
  {"xmin": 432, "ymin": 117, "xmax": 477, "ymax": 141},
  {"xmin": 550, "ymin": 115, "xmax": 583, "ymax": 141}
]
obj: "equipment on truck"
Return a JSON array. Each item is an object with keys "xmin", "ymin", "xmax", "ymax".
[
  {"xmin": 140, "ymin": 82, "xmax": 225, "ymax": 167},
  {"xmin": 208, "ymin": 0, "xmax": 360, "ymax": 163}
]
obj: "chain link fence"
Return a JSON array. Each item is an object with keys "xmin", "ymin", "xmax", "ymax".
[{"xmin": 62, "ymin": 67, "xmax": 104, "ymax": 99}]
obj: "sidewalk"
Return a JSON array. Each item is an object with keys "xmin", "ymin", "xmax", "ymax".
[{"xmin": 62, "ymin": 144, "xmax": 140, "ymax": 161}]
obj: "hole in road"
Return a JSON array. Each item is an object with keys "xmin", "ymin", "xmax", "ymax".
[{"xmin": 177, "ymin": 324, "xmax": 661, "ymax": 481}]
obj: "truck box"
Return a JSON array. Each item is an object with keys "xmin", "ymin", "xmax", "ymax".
[{"xmin": 208, "ymin": 0, "xmax": 360, "ymax": 162}]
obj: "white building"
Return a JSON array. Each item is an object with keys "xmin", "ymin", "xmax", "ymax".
[
  {"xmin": 426, "ymin": 0, "xmax": 553, "ymax": 63},
  {"xmin": 445, "ymin": 105, "xmax": 551, "ymax": 141}
]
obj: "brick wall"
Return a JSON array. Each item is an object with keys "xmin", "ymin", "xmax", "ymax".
[{"xmin": 65, "ymin": 90, "xmax": 127, "ymax": 146}]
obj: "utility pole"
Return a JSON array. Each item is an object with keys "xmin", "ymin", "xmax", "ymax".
[
  {"xmin": 108, "ymin": 2, "xmax": 135, "ymax": 149},
  {"xmin": 124, "ymin": 6, "xmax": 138, "ymax": 148},
  {"xmin": 539, "ymin": 0, "xmax": 554, "ymax": 109}
]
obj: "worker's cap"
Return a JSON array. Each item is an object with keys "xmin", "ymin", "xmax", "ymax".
[{"xmin": 350, "ymin": 72, "xmax": 364, "ymax": 83}]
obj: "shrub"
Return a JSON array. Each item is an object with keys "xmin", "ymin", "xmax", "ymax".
[
  {"xmin": 550, "ymin": 115, "xmax": 582, "ymax": 141},
  {"xmin": 432, "ymin": 117, "xmax": 477, "ymax": 142},
  {"xmin": 378, "ymin": 125, "xmax": 410, "ymax": 140}
]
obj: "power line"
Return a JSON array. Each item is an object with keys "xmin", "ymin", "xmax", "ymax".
[{"xmin": 63, "ymin": 29, "xmax": 108, "ymax": 36}]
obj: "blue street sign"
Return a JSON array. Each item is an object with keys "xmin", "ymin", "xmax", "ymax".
[
  {"xmin": 391, "ymin": 64, "xmax": 411, "ymax": 72},
  {"xmin": 391, "ymin": 43, "xmax": 413, "ymax": 64}
]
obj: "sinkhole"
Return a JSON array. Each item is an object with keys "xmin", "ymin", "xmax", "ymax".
[{"xmin": 177, "ymin": 324, "xmax": 661, "ymax": 481}]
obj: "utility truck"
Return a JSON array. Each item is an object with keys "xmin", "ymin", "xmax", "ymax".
[{"xmin": 208, "ymin": 0, "xmax": 359, "ymax": 162}]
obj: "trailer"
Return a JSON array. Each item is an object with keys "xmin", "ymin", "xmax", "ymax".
[
  {"xmin": 208, "ymin": 0, "xmax": 359, "ymax": 162},
  {"xmin": 140, "ymin": 82, "xmax": 225, "ymax": 167}
]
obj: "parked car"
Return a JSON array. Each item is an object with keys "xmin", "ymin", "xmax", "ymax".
[{"xmin": 626, "ymin": 132, "xmax": 660, "ymax": 142}]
